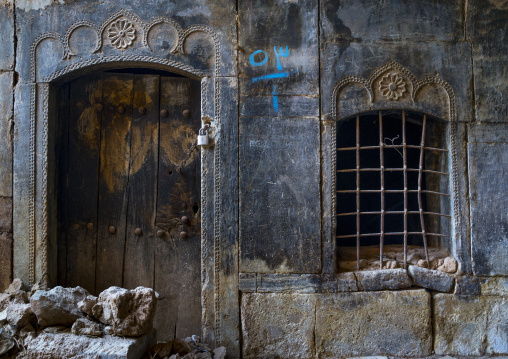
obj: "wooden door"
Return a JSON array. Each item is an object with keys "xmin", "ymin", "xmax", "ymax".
[{"xmin": 56, "ymin": 71, "xmax": 202, "ymax": 341}]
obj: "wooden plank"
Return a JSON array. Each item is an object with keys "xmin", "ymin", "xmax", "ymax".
[
  {"xmin": 154, "ymin": 77, "xmax": 201, "ymax": 341},
  {"xmin": 95, "ymin": 74, "xmax": 133, "ymax": 294},
  {"xmin": 123, "ymin": 74, "xmax": 159, "ymax": 290},
  {"xmin": 64, "ymin": 75, "xmax": 102, "ymax": 293}
]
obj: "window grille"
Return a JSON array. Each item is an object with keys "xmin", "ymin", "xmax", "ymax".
[{"xmin": 336, "ymin": 110, "xmax": 451, "ymax": 270}]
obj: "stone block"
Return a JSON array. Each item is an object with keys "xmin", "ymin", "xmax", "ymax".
[
  {"xmin": 455, "ymin": 275, "xmax": 481, "ymax": 295},
  {"xmin": 14, "ymin": 1, "xmax": 237, "ymax": 83},
  {"xmin": 487, "ymin": 296, "xmax": 508, "ymax": 354},
  {"xmin": 0, "ymin": 72, "xmax": 13, "ymax": 198},
  {"xmin": 0, "ymin": 197, "xmax": 12, "ymax": 232},
  {"xmin": 481, "ymin": 276, "xmax": 508, "ymax": 296},
  {"xmin": 469, "ymin": 0, "xmax": 508, "ymax": 122},
  {"xmin": 0, "ymin": 232, "xmax": 12, "ymax": 291},
  {"xmin": 434, "ymin": 294, "xmax": 487, "ymax": 355},
  {"xmin": 241, "ymin": 293, "xmax": 316, "ymax": 359},
  {"xmin": 355, "ymin": 269, "xmax": 411, "ymax": 291},
  {"xmin": 240, "ymin": 95, "xmax": 319, "ymax": 117},
  {"xmin": 0, "ymin": 5, "xmax": 14, "ymax": 70},
  {"xmin": 468, "ymin": 143, "xmax": 508, "ymax": 275},
  {"xmin": 21, "ymin": 332, "xmax": 153, "ymax": 359},
  {"xmin": 469, "ymin": 123, "xmax": 508, "ymax": 144},
  {"xmin": 321, "ymin": 0, "xmax": 463, "ymax": 42},
  {"xmin": 257, "ymin": 274, "xmax": 321, "ymax": 293},
  {"xmin": 239, "ymin": 273, "xmax": 257, "ymax": 292},
  {"xmin": 315, "ymin": 290, "xmax": 432, "ymax": 357},
  {"xmin": 408, "ymin": 265, "xmax": 455, "ymax": 292},
  {"xmin": 238, "ymin": 0, "xmax": 319, "ymax": 96},
  {"xmin": 337, "ymin": 272, "xmax": 358, "ymax": 292},
  {"xmin": 239, "ymin": 117, "xmax": 320, "ymax": 273},
  {"xmin": 320, "ymin": 42, "xmax": 472, "ymax": 124}
]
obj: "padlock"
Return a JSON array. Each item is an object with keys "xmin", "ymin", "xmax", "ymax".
[
  {"xmin": 197, "ymin": 133, "xmax": 209, "ymax": 146},
  {"xmin": 197, "ymin": 125, "xmax": 210, "ymax": 146}
]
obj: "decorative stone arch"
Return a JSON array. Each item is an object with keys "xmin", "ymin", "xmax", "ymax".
[
  {"xmin": 322, "ymin": 61, "xmax": 464, "ymax": 274},
  {"xmin": 21, "ymin": 8, "xmax": 227, "ymax": 347}
]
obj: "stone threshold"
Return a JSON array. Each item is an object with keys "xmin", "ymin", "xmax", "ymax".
[{"xmin": 239, "ymin": 266, "xmax": 467, "ymax": 294}]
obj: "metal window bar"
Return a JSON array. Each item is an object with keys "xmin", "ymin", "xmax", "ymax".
[
  {"xmin": 356, "ymin": 116, "xmax": 361, "ymax": 270},
  {"xmin": 337, "ymin": 145, "xmax": 448, "ymax": 152},
  {"xmin": 403, "ymin": 111, "xmax": 408, "ymax": 268},
  {"xmin": 336, "ymin": 110, "xmax": 449, "ymax": 270},
  {"xmin": 379, "ymin": 112, "xmax": 385, "ymax": 269}
]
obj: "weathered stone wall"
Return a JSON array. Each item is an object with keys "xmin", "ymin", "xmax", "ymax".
[
  {"xmin": 0, "ymin": 0, "xmax": 506, "ymax": 358},
  {"xmin": 0, "ymin": 0, "xmax": 14, "ymax": 290}
]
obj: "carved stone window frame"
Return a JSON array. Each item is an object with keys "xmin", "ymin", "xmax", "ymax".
[
  {"xmin": 20, "ymin": 8, "xmax": 228, "ymax": 347},
  {"xmin": 322, "ymin": 61, "xmax": 465, "ymax": 275}
]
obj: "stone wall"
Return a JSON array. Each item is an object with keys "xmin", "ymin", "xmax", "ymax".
[{"xmin": 0, "ymin": 0, "xmax": 507, "ymax": 358}]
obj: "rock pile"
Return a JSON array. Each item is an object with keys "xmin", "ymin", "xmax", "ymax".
[
  {"xmin": 146, "ymin": 336, "xmax": 226, "ymax": 359},
  {"xmin": 0, "ymin": 279, "xmax": 158, "ymax": 358}
]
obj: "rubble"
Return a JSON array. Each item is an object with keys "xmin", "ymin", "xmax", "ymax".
[
  {"xmin": 147, "ymin": 336, "xmax": 226, "ymax": 359},
  {"xmin": 30, "ymin": 286, "xmax": 90, "ymax": 327},
  {"xmin": 0, "ymin": 279, "xmax": 225, "ymax": 359},
  {"xmin": 77, "ymin": 295, "xmax": 98, "ymax": 318},
  {"xmin": 5, "ymin": 303, "xmax": 35, "ymax": 328},
  {"xmin": 71, "ymin": 317, "xmax": 104, "ymax": 337},
  {"xmin": 92, "ymin": 286, "xmax": 157, "ymax": 337},
  {"xmin": 0, "ymin": 279, "xmax": 160, "ymax": 358}
]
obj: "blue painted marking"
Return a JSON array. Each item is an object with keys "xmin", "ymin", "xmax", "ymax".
[
  {"xmin": 249, "ymin": 50, "xmax": 268, "ymax": 67},
  {"xmin": 273, "ymin": 46, "xmax": 289, "ymax": 70},
  {"xmin": 272, "ymin": 85, "xmax": 279, "ymax": 115},
  {"xmin": 251, "ymin": 70, "xmax": 297, "ymax": 83}
]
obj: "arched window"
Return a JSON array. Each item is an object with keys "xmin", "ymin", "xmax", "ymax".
[{"xmin": 336, "ymin": 110, "xmax": 450, "ymax": 271}]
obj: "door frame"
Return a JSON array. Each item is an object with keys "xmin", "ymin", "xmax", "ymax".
[{"xmin": 14, "ymin": 9, "xmax": 239, "ymax": 353}]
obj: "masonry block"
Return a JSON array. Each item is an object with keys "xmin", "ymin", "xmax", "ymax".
[
  {"xmin": 315, "ymin": 290, "xmax": 432, "ymax": 357},
  {"xmin": 239, "ymin": 117, "xmax": 320, "ymax": 273},
  {"xmin": 241, "ymin": 293, "xmax": 316, "ymax": 359}
]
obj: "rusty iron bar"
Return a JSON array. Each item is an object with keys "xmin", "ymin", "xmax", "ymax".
[
  {"xmin": 356, "ymin": 115, "xmax": 361, "ymax": 271},
  {"xmin": 403, "ymin": 111, "xmax": 408, "ymax": 269},
  {"xmin": 337, "ymin": 168, "xmax": 448, "ymax": 175},
  {"xmin": 337, "ymin": 211, "xmax": 451, "ymax": 218},
  {"xmin": 418, "ymin": 115, "xmax": 430, "ymax": 268},
  {"xmin": 337, "ymin": 232, "xmax": 447, "ymax": 238},
  {"xmin": 337, "ymin": 189, "xmax": 450, "ymax": 197},
  {"xmin": 337, "ymin": 145, "xmax": 448, "ymax": 152},
  {"xmin": 379, "ymin": 112, "xmax": 385, "ymax": 269}
]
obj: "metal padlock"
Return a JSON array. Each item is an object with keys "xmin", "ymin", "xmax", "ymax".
[{"xmin": 197, "ymin": 125, "xmax": 210, "ymax": 146}]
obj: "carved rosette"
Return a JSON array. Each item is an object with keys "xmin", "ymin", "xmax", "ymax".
[
  {"xmin": 107, "ymin": 19, "xmax": 136, "ymax": 49},
  {"xmin": 379, "ymin": 73, "xmax": 406, "ymax": 100}
]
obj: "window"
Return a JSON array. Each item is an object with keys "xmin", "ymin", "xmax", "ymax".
[{"xmin": 336, "ymin": 110, "xmax": 451, "ymax": 271}]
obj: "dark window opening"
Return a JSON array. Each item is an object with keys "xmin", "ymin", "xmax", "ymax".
[{"xmin": 336, "ymin": 110, "xmax": 451, "ymax": 271}]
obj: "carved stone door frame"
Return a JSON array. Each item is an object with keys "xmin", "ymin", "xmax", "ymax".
[{"xmin": 16, "ymin": 8, "xmax": 236, "ymax": 350}]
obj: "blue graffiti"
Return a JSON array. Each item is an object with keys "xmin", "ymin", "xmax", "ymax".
[
  {"xmin": 251, "ymin": 70, "xmax": 297, "ymax": 83},
  {"xmin": 249, "ymin": 50, "xmax": 269, "ymax": 67},
  {"xmin": 272, "ymin": 84, "xmax": 279, "ymax": 115},
  {"xmin": 273, "ymin": 46, "xmax": 289, "ymax": 70},
  {"xmin": 249, "ymin": 46, "xmax": 296, "ymax": 115}
]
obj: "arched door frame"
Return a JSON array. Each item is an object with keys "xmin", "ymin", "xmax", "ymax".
[{"xmin": 16, "ymin": 8, "xmax": 233, "ymax": 349}]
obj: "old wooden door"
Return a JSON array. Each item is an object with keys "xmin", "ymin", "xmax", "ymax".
[{"xmin": 56, "ymin": 71, "xmax": 202, "ymax": 340}]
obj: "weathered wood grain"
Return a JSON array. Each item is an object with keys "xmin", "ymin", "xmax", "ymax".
[
  {"xmin": 123, "ymin": 74, "xmax": 159, "ymax": 290},
  {"xmin": 96, "ymin": 74, "xmax": 133, "ymax": 293},
  {"xmin": 64, "ymin": 75, "xmax": 102, "ymax": 293},
  {"xmin": 153, "ymin": 77, "xmax": 201, "ymax": 341}
]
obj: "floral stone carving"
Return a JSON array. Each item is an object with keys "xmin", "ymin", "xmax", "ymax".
[
  {"xmin": 379, "ymin": 73, "xmax": 406, "ymax": 100},
  {"xmin": 107, "ymin": 20, "xmax": 136, "ymax": 49}
]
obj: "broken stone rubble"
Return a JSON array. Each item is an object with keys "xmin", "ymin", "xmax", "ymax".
[
  {"xmin": 147, "ymin": 336, "xmax": 226, "ymax": 359},
  {"xmin": 92, "ymin": 286, "xmax": 157, "ymax": 337},
  {"xmin": 0, "ymin": 278, "xmax": 163, "ymax": 358}
]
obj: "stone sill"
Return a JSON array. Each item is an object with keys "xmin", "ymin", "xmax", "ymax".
[{"xmin": 239, "ymin": 266, "xmax": 486, "ymax": 294}]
